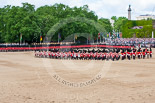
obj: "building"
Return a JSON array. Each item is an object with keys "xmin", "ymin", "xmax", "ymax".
[
  {"xmin": 128, "ymin": 5, "xmax": 132, "ymax": 20},
  {"xmin": 136, "ymin": 14, "xmax": 155, "ymax": 20},
  {"xmin": 131, "ymin": 26, "xmax": 143, "ymax": 29}
]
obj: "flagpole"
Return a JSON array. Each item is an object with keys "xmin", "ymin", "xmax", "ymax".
[
  {"xmin": 58, "ymin": 33, "xmax": 59, "ymax": 43},
  {"xmin": 87, "ymin": 34, "xmax": 88, "ymax": 44},
  {"xmin": 74, "ymin": 34, "xmax": 75, "ymax": 43},
  {"xmin": 103, "ymin": 33, "xmax": 104, "ymax": 42},
  {"xmin": 93, "ymin": 34, "xmax": 94, "ymax": 44},
  {"xmin": 100, "ymin": 33, "xmax": 101, "ymax": 43},
  {"xmin": 20, "ymin": 34, "xmax": 21, "ymax": 46},
  {"xmin": 97, "ymin": 36, "xmax": 98, "ymax": 44},
  {"xmin": 93, "ymin": 38, "xmax": 94, "ymax": 44},
  {"xmin": 20, "ymin": 33, "xmax": 22, "ymax": 46},
  {"xmin": 40, "ymin": 33, "xmax": 41, "ymax": 44}
]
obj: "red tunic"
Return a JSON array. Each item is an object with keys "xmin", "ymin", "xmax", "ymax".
[
  {"xmin": 133, "ymin": 52, "xmax": 136, "ymax": 56},
  {"xmin": 143, "ymin": 52, "xmax": 145, "ymax": 56},
  {"xmin": 111, "ymin": 53, "xmax": 115, "ymax": 58},
  {"xmin": 116, "ymin": 53, "xmax": 119, "ymax": 57},
  {"xmin": 150, "ymin": 51, "xmax": 152, "ymax": 54},
  {"xmin": 137, "ymin": 52, "xmax": 140, "ymax": 56},
  {"xmin": 87, "ymin": 53, "xmax": 90, "ymax": 57}
]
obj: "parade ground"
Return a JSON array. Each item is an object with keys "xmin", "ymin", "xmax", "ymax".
[{"xmin": 0, "ymin": 49, "xmax": 155, "ymax": 103}]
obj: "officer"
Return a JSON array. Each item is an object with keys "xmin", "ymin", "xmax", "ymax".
[
  {"xmin": 132, "ymin": 48, "xmax": 136, "ymax": 60},
  {"xmin": 150, "ymin": 47, "xmax": 152, "ymax": 58},
  {"xmin": 127, "ymin": 49, "xmax": 131, "ymax": 60},
  {"xmin": 121, "ymin": 49, "xmax": 124, "ymax": 60},
  {"xmin": 142, "ymin": 49, "xmax": 146, "ymax": 59}
]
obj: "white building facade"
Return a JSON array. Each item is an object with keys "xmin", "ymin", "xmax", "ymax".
[{"xmin": 136, "ymin": 14, "xmax": 155, "ymax": 20}]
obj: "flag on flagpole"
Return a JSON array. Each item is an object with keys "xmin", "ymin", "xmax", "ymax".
[
  {"xmin": 107, "ymin": 33, "xmax": 109, "ymax": 38},
  {"xmin": 88, "ymin": 34, "xmax": 91, "ymax": 41},
  {"xmin": 20, "ymin": 33, "xmax": 22, "ymax": 41},
  {"xmin": 117, "ymin": 32, "xmax": 120, "ymax": 38},
  {"xmin": 88, "ymin": 35, "xmax": 90, "ymax": 41},
  {"xmin": 40, "ymin": 36, "xmax": 42, "ymax": 41},
  {"xmin": 100, "ymin": 33, "xmax": 103, "ymax": 38},
  {"xmin": 20, "ymin": 33, "xmax": 22, "ymax": 44},
  {"xmin": 109, "ymin": 32, "xmax": 111, "ymax": 38},
  {"xmin": 113, "ymin": 33, "xmax": 116, "ymax": 39},
  {"xmin": 40, "ymin": 34, "xmax": 43, "ymax": 42},
  {"xmin": 113, "ymin": 33, "xmax": 116, "ymax": 37},
  {"xmin": 94, "ymin": 36, "xmax": 96, "ymax": 40},
  {"xmin": 58, "ymin": 33, "xmax": 61, "ymax": 40},
  {"xmin": 75, "ymin": 34, "xmax": 77, "ymax": 40},
  {"xmin": 98, "ymin": 33, "xmax": 100, "ymax": 39}
]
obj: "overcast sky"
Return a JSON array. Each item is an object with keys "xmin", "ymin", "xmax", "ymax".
[{"xmin": 0, "ymin": 0, "xmax": 155, "ymax": 20}]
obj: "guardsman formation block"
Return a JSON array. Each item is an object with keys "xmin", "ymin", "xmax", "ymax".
[{"xmin": 35, "ymin": 47, "xmax": 152, "ymax": 61}]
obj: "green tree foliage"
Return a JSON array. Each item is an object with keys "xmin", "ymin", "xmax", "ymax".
[
  {"xmin": 0, "ymin": 3, "xmax": 40, "ymax": 43},
  {"xmin": 0, "ymin": 3, "xmax": 112, "ymax": 43},
  {"xmin": 111, "ymin": 16, "xmax": 117, "ymax": 22},
  {"xmin": 98, "ymin": 18, "xmax": 113, "ymax": 34},
  {"xmin": 111, "ymin": 16, "xmax": 128, "ymax": 32}
]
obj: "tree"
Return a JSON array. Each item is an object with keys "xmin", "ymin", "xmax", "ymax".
[
  {"xmin": 0, "ymin": 3, "xmax": 109, "ymax": 43},
  {"xmin": 113, "ymin": 17, "xmax": 128, "ymax": 32},
  {"xmin": 111, "ymin": 16, "xmax": 117, "ymax": 22},
  {"xmin": 98, "ymin": 18, "xmax": 113, "ymax": 34}
]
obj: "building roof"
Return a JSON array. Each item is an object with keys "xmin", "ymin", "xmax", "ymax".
[{"xmin": 139, "ymin": 14, "xmax": 155, "ymax": 16}]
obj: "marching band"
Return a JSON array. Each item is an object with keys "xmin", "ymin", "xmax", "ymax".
[{"xmin": 35, "ymin": 47, "xmax": 152, "ymax": 61}]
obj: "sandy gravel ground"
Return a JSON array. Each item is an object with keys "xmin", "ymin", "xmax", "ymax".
[{"xmin": 0, "ymin": 49, "xmax": 155, "ymax": 103}]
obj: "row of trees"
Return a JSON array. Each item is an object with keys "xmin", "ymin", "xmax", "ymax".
[
  {"xmin": 0, "ymin": 3, "xmax": 114, "ymax": 43},
  {"xmin": 1, "ymin": 3, "xmax": 151, "ymax": 43}
]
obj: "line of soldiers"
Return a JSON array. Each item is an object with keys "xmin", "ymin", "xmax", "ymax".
[{"xmin": 35, "ymin": 48, "xmax": 152, "ymax": 61}]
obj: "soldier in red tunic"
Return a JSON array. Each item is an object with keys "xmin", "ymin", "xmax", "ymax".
[
  {"xmin": 127, "ymin": 49, "xmax": 131, "ymax": 60},
  {"xmin": 115, "ymin": 52, "xmax": 120, "ymax": 60},
  {"xmin": 142, "ymin": 49, "xmax": 146, "ymax": 59},
  {"xmin": 146, "ymin": 48, "xmax": 150, "ymax": 58},
  {"xmin": 150, "ymin": 47, "xmax": 152, "ymax": 58},
  {"xmin": 106, "ymin": 51, "xmax": 110, "ymax": 61},
  {"xmin": 97, "ymin": 52, "xmax": 100, "ymax": 60},
  {"xmin": 137, "ymin": 49, "xmax": 141, "ymax": 59},
  {"xmin": 121, "ymin": 50, "xmax": 124, "ymax": 60},
  {"xmin": 80, "ymin": 52, "xmax": 83, "ymax": 60},
  {"xmin": 111, "ymin": 52, "xmax": 115, "ymax": 61},
  {"xmin": 102, "ymin": 52, "xmax": 106, "ymax": 60},
  {"xmin": 132, "ymin": 48, "xmax": 137, "ymax": 60},
  {"xmin": 90, "ymin": 51, "xmax": 93, "ymax": 60}
]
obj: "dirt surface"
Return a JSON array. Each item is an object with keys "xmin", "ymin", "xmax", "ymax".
[{"xmin": 0, "ymin": 49, "xmax": 155, "ymax": 103}]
